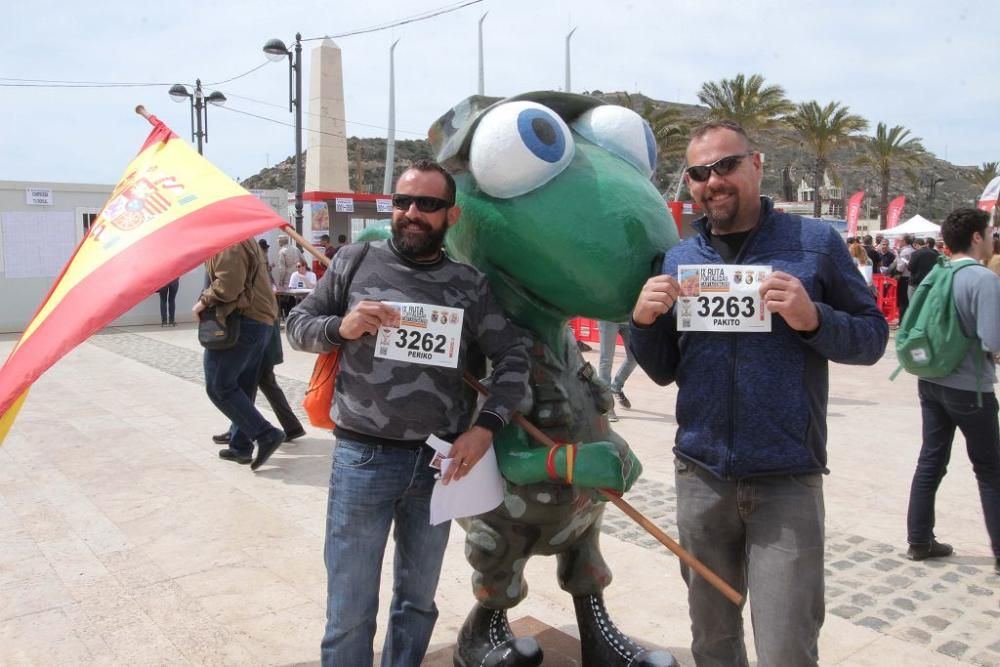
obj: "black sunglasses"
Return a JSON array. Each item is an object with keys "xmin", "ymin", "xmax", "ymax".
[
  {"xmin": 391, "ymin": 194, "xmax": 453, "ymax": 213},
  {"xmin": 685, "ymin": 151, "xmax": 754, "ymax": 183}
]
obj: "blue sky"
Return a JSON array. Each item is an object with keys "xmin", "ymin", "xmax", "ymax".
[{"xmin": 2, "ymin": 0, "xmax": 997, "ymax": 186}]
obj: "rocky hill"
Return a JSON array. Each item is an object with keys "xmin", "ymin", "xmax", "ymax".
[{"xmin": 241, "ymin": 92, "xmax": 980, "ymax": 221}]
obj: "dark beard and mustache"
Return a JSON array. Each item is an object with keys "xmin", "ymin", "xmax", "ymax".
[
  {"xmin": 702, "ymin": 186, "xmax": 741, "ymax": 231},
  {"xmin": 392, "ymin": 216, "xmax": 448, "ymax": 259}
]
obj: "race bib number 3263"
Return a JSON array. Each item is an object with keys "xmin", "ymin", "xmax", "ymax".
[
  {"xmin": 374, "ymin": 302, "xmax": 464, "ymax": 368},
  {"xmin": 676, "ymin": 264, "xmax": 772, "ymax": 333}
]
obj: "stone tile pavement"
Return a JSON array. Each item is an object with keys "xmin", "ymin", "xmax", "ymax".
[{"xmin": 1, "ymin": 325, "xmax": 997, "ymax": 665}]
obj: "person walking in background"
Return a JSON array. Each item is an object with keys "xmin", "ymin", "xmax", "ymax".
[
  {"xmin": 849, "ymin": 241, "xmax": 874, "ymax": 289},
  {"xmin": 895, "ymin": 234, "xmax": 919, "ymax": 321},
  {"xmin": 213, "ymin": 317, "xmax": 306, "ymax": 446},
  {"xmin": 195, "ymin": 238, "xmax": 286, "ymax": 469},
  {"xmin": 314, "ymin": 234, "xmax": 336, "ymax": 280},
  {"xmin": 157, "ymin": 277, "xmax": 180, "ymax": 327},
  {"xmin": 904, "ymin": 208, "xmax": 1000, "ymax": 576},
  {"xmin": 908, "ymin": 236, "xmax": 941, "ymax": 293},
  {"xmin": 863, "ymin": 234, "xmax": 880, "ymax": 270},
  {"xmin": 597, "ymin": 320, "xmax": 637, "ymax": 422},
  {"xmin": 876, "ymin": 237, "xmax": 896, "ymax": 274},
  {"xmin": 276, "ymin": 235, "xmax": 302, "ymax": 290}
]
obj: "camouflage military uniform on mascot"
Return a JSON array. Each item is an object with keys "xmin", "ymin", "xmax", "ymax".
[{"xmin": 429, "ymin": 92, "xmax": 680, "ymax": 667}]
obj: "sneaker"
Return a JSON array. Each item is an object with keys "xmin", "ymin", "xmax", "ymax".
[
  {"xmin": 612, "ymin": 389, "xmax": 632, "ymax": 410},
  {"xmin": 906, "ymin": 539, "xmax": 954, "ymax": 561},
  {"xmin": 212, "ymin": 431, "xmax": 232, "ymax": 445},
  {"xmin": 218, "ymin": 448, "xmax": 252, "ymax": 465},
  {"xmin": 251, "ymin": 428, "xmax": 286, "ymax": 471},
  {"xmin": 607, "ymin": 407, "xmax": 619, "ymax": 423}
]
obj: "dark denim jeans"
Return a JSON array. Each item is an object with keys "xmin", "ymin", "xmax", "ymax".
[
  {"xmin": 203, "ymin": 316, "xmax": 277, "ymax": 456},
  {"xmin": 675, "ymin": 458, "xmax": 825, "ymax": 667},
  {"xmin": 157, "ymin": 278, "xmax": 179, "ymax": 324},
  {"xmin": 321, "ymin": 439, "xmax": 450, "ymax": 667},
  {"xmin": 597, "ymin": 320, "xmax": 637, "ymax": 392},
  {"xmin": 907, "ymin": 380, "xmax": 1000, "ymax": 557}
]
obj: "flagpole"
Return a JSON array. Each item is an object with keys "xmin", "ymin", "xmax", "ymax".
[
  {"xmin": 135, "ymin": 105, "xmax": 155, "ymax": 125},
  {"xmin": 459, "ymin": 374, "xmax": 743, "ymax": 606}
]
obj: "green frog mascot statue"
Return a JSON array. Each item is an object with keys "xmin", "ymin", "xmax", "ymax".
[{"xmin": 429, "ymin": 92, "xmax": 680, "ymax": 667}]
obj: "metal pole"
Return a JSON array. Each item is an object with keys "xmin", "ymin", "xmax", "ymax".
[
  {"xmin": 194, "ymin": 79, "xmax": 205, "ymax": 155},
  {"xmin": 564, "ymin": 28, "xmax": 577, "ymax": 92},
  {"xmin": 293, "ymin": 33, "xmax": 304, "ymax": 237},
  {"xmin": 382, "ymin": 39, "xmax": 400, "ymax": 195},
  {"xmin": 477, "ymin": 12, "xmax": 488, "ymax": 96}
]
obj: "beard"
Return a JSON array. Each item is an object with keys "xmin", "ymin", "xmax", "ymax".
[
  {"xmin": 700, "ymin": 186, "xmax": 741, "ymax": 231},
  {"xmin": 392, "ymin": 216, "xmax": 448, "ymax": 259}
]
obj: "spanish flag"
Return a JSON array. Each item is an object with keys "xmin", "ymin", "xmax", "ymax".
[{"xmin": 0, "ymin": 110, "xmax": 288, "ymax": 445}]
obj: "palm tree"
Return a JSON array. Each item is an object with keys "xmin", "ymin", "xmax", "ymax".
[
  {"xmin": 855, "ymin": 123, "xmax": 926, "ymax": 226},
  {"xmin": 696, "ymin": 73, "xmax": 794, "ymax": 137},
  {"xmin": 971, "ymin": 161, "xmax": 999, "ymax": 192},
  {"xmin": 784, "ymin": 101, "xmax": 868, "ymax": 216}
]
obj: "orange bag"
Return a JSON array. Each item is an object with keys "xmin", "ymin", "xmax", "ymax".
[
  {"xmin": 303, "ymin": 350, "xmax": 340, "ymax": 429},
  {"xmin": 300, "ymin": 242, "xmax": 370, "ymax": 430}
]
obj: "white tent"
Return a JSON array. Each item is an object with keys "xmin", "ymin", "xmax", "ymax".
[{"xmin": 880, "ymin": 214, "xmax": 940, "ymax": 238}]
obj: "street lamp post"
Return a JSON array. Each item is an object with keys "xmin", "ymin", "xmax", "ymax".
[
  {"xmin": 263, "ymin": 33, "xmax": 304, "ymax": 237},
  {"xmin": 564, "ymin": 27, "xmax": 577, "ymax": 93},
  {"xmin": 168, "ymin": 79, "xmax": 226, "ymax": 154}
]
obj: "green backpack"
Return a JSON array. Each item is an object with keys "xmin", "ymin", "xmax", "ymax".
[{"xmin": 892, "ymin": 256, "xmax": 979, "ymax": 381}]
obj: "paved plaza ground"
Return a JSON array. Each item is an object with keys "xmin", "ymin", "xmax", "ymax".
[{"xmin": 1, "ymin": 324, "xmax": 998, "ymax": 666}]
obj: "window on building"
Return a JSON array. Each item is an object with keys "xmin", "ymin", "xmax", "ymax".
[{"xmin": 82, "ymin": 212, "xmax": 99, "ymax": 233}]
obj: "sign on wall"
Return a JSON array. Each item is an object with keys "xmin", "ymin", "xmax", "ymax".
[
  {"xmin": 25, "ymin": 188, "xmax": 53, "ymax": 206},
  {"xmin": 334, "ymin": 197, "xmax": 354, "ymax": 213}
]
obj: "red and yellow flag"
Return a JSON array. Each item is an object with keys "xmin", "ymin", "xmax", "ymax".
[{"xmin": 0, "ymin": 113, "xmax": 287, "ymax": 444}]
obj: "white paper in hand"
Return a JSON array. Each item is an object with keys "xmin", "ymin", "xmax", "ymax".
[{"xmin": 427, "ymin": 435, "xmax": 505, "ymax": 526}]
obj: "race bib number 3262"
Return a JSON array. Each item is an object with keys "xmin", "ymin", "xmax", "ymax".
[
  {"xmin": 676, "ymin": 264, "xmax": 772, "ymax": 333},
  {"xmin": 374, "ymin": 302, "xmax": 464, "ymax": 368}
]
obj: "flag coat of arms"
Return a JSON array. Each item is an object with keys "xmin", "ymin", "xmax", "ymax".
[{"xmin": 0, "ymin": 111, "xmax": 288, "ymax": 444}]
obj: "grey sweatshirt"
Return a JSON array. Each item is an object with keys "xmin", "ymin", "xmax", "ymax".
[
  {"xmin": 927, "ymin": 259, "xmax": 1000, "ymax": 392},
  {"xmin": 285, "ymin": 240, "xmax": 531, "ymax": 442}
]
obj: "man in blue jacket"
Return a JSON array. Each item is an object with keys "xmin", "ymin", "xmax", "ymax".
[{"xmin": 630, "ymin": 120, "xmax": 888, "ymax": 666}]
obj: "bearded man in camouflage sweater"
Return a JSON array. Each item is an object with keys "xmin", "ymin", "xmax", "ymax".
[{"xmin": 286, "ymin": 160, "xmax": 531, "ymax": 667}]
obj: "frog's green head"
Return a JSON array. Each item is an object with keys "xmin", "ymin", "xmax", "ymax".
[{"xmin": 430, "ymin": 92, "xmax": 678, "ymax": 342}]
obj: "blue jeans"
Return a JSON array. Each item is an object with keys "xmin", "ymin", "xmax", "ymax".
[
  {"xmin": 203, "ymin": 316, "xmax": 276, "ymax": 456},
  {"xmin": 597, "ymin": 320, "xmax": 636, "ymax": 392},
  {"xmin": 157, "ymin": 278, "xmax": 179, "ymax": 323},
  {"xmin": 675, "ymin": 458, "xmax": 825, "ymax": 667},
  {"xmin": 321, "ymin": 439, "xmax": 451, "ymax": 667},
  {"xmin": 907, "ymin": 380, "xmax": 1000, "ymax": 557}
]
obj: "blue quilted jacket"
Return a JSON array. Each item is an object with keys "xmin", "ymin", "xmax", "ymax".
[{"xmin": 630, "ymin": 198, "xmax": 888, "ymax": 479}]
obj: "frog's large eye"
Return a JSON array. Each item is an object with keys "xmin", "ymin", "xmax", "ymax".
[
  {"xmin": 572, "ymin": 106, "xmax": 657, "ymax": 178},
  {"xmin": 469, "ymin": 101, "xmax": 575, "ymax": 199}
]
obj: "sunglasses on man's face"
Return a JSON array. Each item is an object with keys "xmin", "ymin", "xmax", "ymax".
[
  {"xmin": 685, "ymin": 151, "xmax": 755, "ymax": 183},
  {"xmin": 391, "ymin": 194, "xmax": 453, "ymax": 213}
]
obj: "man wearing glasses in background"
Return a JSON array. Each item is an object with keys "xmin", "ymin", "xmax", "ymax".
[
  {"xmin": 286, "ymin": 159, "xmax": 530, "ymax": 667},
  {"xmin": 629, "ymin": 120, "xmax": 888, "ymax": 666}
]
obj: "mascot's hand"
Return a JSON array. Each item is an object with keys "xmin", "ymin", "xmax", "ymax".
[{"xmin": 561, "ymin": 441, "xmax": 642, "ymax": 493}]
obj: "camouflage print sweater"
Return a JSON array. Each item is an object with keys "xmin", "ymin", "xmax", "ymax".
[{"xmin": 286, "ymin": 240, "xmax": 532, "ymax": 443}]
